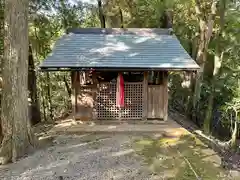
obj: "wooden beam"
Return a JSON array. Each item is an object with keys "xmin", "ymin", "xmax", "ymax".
[{"xmin": 143, "ymin": 71, "xmax": 148, "ymax": 120}]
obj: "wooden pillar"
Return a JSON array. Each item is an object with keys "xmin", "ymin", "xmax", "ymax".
[
  {"xmin": 143, "ymin": 71, "xmax": 148, "ymax": 120},
  {"xmin": 163, "ymin": 71, "xmax": 169, "ymax": 121},
  {"xmin": 92, "ymin": 72, "xmax": 99, "ymax": 121}
]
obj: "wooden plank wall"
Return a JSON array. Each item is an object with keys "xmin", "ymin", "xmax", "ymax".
[
  {"xmin": 71, "ymin": 71, "xmax": 98, "ymax": 121},
  {"xmin": 147, "ymin": 71, "xmax": 168, "ymax": 120},
  {"xmin": 147, "ymin": 85, "xmax": 163, "ymax": 119}
]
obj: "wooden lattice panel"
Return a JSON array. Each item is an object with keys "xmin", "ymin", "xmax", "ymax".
[
  {"xmin": 96, "ymin": 83, "xmax": 118, "ymax": 119},
  {"xmin": 122, "ymin": 83, "xmax": 143, "ymax": 119},
  {"xmin": 96, "ymin": 82, "xmax": 143, "ymax": 120}
]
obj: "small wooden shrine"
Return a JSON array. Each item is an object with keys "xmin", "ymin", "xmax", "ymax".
[{"xmin": 40, "ymin": 28, "xmax": 199, "ymax": 121}]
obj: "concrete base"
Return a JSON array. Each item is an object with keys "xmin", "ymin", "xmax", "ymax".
[{"xmin": 50, "ymin": 117, "xmax": 189, "ymax": 138}]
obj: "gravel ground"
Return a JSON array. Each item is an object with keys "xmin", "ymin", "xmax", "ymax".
[
  {"xmin": 0, "ymin": 133, "xmax": 156, "ymax": 180},
  {"xmin": 0, "ymin": 131, "xmax": 238, "ymax": 180}
]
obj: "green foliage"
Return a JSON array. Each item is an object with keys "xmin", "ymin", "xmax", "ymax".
[{"xmin": 28, "ymin": 0, "xmax": 103, "ymax": 121}]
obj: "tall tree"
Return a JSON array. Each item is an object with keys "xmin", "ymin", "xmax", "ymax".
[
  {"xmin": 28, "ymin": 44, "xmax": 41, "ymax": 125},
  {"xmin": 0, "ymin": 0, "xmax": 4, "ymax": 143},
  {"xmin": 0, "ymin": 0, "xmax": 35, "ymax": 164},
  {"xmin": 188, "ymin": 0, "xmax": 219, "ymax": 134},
  {"xmin": 98, "ymin": 0, "xmax": 106, "ymax": 28},
  {"xmin": 204, "ymin": 0, "xmax": 227, "ymax": 134},
  {"xmin": 119, "ymin": 7, "xmax": 124, "ymax": 28},
  {"xmin": 46, "ymin": 72, "xmax": 53, "ymax": 120},
  {"xmin": 192, "ymin": 0, "xmax": 218, "ymax": 112}
]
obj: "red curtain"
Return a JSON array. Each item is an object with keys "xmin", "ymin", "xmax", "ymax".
[{"xmin": 116, "ymin": 73, "xmax": 124, "ymax": 108}]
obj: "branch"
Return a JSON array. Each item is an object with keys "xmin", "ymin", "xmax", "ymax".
[
  {"xmin": 211, "ymin": 0, "xmax": 218, "ymax": 15},
  {"xmin": 225, "ymin": 66, "xmax": 240, "ymax": 72},
  {"xmin": 194, "ymin": 0, "xmax": 203, "ymax": 15},
  {"xmin": 206, "ymin": 0, "xmax": 218, "ymax": 44},
  {"xmin": 219, "ymin": 0, "xmax": 226, "ymax": 30}
]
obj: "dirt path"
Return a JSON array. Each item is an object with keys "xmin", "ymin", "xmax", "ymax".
[{"xmin": 0, "ymin": 119, "xmax": 239, "ymax": 180}]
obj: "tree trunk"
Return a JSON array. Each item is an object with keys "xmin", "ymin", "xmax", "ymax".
[
  {"xmin": 0, "ymin": 0, "xmax": 35, "ymax": 164},
  {"xmin": 0, "ymin": 0, "xmax": 4, "ymax": 144},
  {"xmin": 28, "ymin": 45, "xmax": 41, "ymax": 125},
  {"xmin": 58, "ymin": 3, "xmax": 72, "ymax": 101},
  {"xmin": 119, "ymin": 7, "xmax": 124, "ymax": 28},
  {"xmin": 186, "ymin": 37, "xmax": 198, "ymax": 118},
  {"xmin": 161, "ymin": 9, "xmax": 173, "ymax": 28},
  {"xmin": 40, "ymin": 74, "xmax": 47, "ymax": 121},
  {"xmin": 231, "ymin": 110, "xmax": 238, "ymax": 149},
  {"xmin": 0, "ymin": 125, "xmax": 2, "ymax": 144},
  {"xmin": 46, "ymin": 72, "xmax": 53, "ymax": 121},
  {"xmin": 98, "ymin": 0, "xmax": 106, "ymax": 28},
  {"xmin": 192, "ymin": 1, "xmax": 218, "ymax": 131},
  {"xmin": 63, "ymin": 74, "xmax": 71, "ymax": 98},
  {"xmin": 59, "ymin": 0, "xmax": 68, "ymax": 29},
  {"xmin": 204, "ymin": 93, "xmax": 213, "ymax": 134},
  {"xmin": 0, "ymin": 0, "xmax": 3, "ymax": 70},
  {"xmin": 204, "ymin": 0, "xmax": 226, "ymax": 134}
]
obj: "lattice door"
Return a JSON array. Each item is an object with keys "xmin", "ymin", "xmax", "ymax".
[
  {"xmin": 96, "ymin": 82, "xmax": 143, "ymax": 120},
  {"xmin": 96, "ymin": 83, "xmax": 118, "ymax": 119},
  {"xmin": 122, "ymin": 83, "xmax": 143, "ymax": 119}
]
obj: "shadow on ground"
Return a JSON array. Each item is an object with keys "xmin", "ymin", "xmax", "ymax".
[{"xmin": 133, "ymin": 134, "xmax": 230, "ymax": 180}]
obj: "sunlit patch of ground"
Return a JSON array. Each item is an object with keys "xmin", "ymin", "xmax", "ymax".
[{"xmin": 133, "ymin": 134, "xmax": 230, "ymax": 179}]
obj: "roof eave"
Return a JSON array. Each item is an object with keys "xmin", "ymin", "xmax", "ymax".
[
  {"xmin": 66, "ymin": 28, "xmax": 173, "ymax": 35},
  {"xmin": 39, "ymin": 66, "xmax": 200, "ymax": 72}
]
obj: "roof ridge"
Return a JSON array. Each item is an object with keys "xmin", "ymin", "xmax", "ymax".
[
  {"xmin": 66, "ymin": 28, "xmax": 173, "ymax": 35},
  {"xmin": 40, "ymin": 28, "xmax": 199, "ymax": 71}
]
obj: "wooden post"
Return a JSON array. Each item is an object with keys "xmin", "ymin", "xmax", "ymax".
[
  {"xmin": 92, "ymin": 72, "xmax": 99, "ymax": 121},
  {"xmin": 143, "ymin": 71, "xmax": 148, "ymax": 120},
  {"xmin": 163, "ymin": 71, "xmax": 169, "ymax": 121}
]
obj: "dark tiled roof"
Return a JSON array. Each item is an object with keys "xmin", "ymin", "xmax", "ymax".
[{"xmin": 40, "ymin": 28, "xmax": 199, "ymax": 71}]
